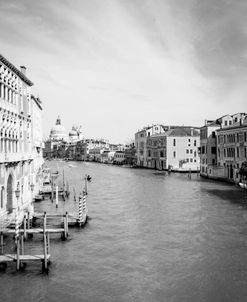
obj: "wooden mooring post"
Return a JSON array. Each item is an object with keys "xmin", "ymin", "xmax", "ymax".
[
  {"xmin": 43, "ymin": 212, "xmax": 48, "ymax": 271},
  {"xmin": 55, "ymin": 185, "xmax": 58, "ymax": 208}
]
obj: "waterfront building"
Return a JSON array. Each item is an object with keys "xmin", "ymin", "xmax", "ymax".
[
  {"xmin": 135, "ymin": 124, "xmax": 165, "ymax": 167},
  {"xmin": 216, "ymin": 113, "xmax": 247, "ymax": 183},
  {"xmin": 124, "ymin": 143, "xmax": 136, "ymax": 166},
  {"xmin": 200, "ymin": 119, "xmax": 221, "ymax": 178},
  {"xmin": 113, "ymin": 151, "xmax": 125, "ymax": 164},
  {"xmin": 146, "ymin": 127, "xmax": 200, "ymax": 171},
  {"xmin": 74, "ymin": 140, "xmax": 87, "ymax": 161},
  {"xmin": 0, "ymin": 54, "xmax": 43, "ymax": 219},
  {"xmin": 200, "ymin": 113, "xmax": 247, "ymax": 183}
]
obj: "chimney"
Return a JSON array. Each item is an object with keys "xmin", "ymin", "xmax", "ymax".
[{"xmin": 20, "ymin": 66, "xmax": 26, "ymax": 75}]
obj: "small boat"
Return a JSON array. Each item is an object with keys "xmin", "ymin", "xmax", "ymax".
[
  {"xmin": 239, "ymin": 182, "xmax": 247, "ymax": 189},
  {"xmin": 34, "ymin": 194, "xmax": 43, "ymax": 202}
]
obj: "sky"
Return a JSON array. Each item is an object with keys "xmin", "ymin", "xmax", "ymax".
[{"xmin": 0, "ymin": 0, "xmax": 246, "ymax": 143}]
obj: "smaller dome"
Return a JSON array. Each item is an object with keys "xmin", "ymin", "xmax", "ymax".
[{"xmin": 69, "ymin": 129, "xmax": 77, "ymax": 136}]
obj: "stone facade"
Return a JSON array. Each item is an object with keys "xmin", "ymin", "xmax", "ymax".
[
  {"xmin": 200, "ymin": 113, "xmax": 247, "ymax": 183},
  {"xmin": 0, "ymin": 54, "xmax": 43, "ymax": 220},
  {"xmin": 146, "ymin": 127, "xmax": 200, "ymax": 171}
]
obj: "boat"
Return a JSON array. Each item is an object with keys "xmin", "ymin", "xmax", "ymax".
[
  {"xmin": 34, "ymin": 194, "xmax": 43, "ymax": 202},
  {"xmin": 239, "ymin": 182, "xmax": 247, "ymax": 190}
]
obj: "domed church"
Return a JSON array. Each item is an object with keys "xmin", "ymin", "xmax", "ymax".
[{"xmin": 50, "ymin": 116, "xmax": 68, "ymax": 141}]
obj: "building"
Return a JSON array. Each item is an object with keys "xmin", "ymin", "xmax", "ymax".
[
  {"xmin": 0, "ymin": 54, "xmax": 43, "ymax": 221},
  {"xmin": 135, "ymin": 124, "xmax": 165, "ymax": 167},
  {"xmin": 74, "ymin": 140, "xmax": 87, "ymax": 161},
  {"xmin": 146, "ymin": 127, "xmax": 200, "ymax": 171},
  {"xmin": 113, "ymin": 151, "xmax": 125, "ymax": 164},
  {"xmin": 124, "ymin": 143, "xmax": 136, "ymax": 166},
  {"xmin": 50, "ymin": 116, "xmax": 67, "ymax": 141},
  {"xmin": 216, "ymin": 113, "xmax": 247, "ymax": 183},
  {"xmin": 200, "ymin": 119, "xmax": 221, "ymax": 178},
  {"xmin": 200, "ymin": 113, "xmax": 247, "ymax": 183}
]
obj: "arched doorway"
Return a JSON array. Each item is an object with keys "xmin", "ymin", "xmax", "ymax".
[{"xmin": 6, "ymin": 174, "xmax": 13, "ymax": 213}]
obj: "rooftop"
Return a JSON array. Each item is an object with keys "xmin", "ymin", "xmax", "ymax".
[{"xmin": 0, "ymin": 53, "xmax": 33, "ymax": 86}]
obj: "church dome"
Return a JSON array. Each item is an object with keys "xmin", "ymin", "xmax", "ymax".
[
  {"xmin": 69, "ymin": 126, "xmax": 78, "ymax": 137},
  {"xmin": 50, "ymin": 116, "xmax": 67, "ymax": 141}
]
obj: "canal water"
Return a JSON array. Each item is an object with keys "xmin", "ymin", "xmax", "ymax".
[{"xmin": 1, "ymin": 161, "xmax": 247, "ymax": 302}]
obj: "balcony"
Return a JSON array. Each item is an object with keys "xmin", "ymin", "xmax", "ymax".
[{"xmin": 0, "ymin": 152, "xmax": 34, "ymax": 164}]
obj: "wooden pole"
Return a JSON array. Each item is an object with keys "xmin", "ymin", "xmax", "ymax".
[
  {"xmin": 51, "ymin": 176, "xmax": 53, "ymax": 201},
  {"xmin": 47, "ymin": 232, "xmax": 50, "ymax": 255},
  {"xmin": 65, "ymin": 211, "xmax": 69, "ymax": 238},
  {"xmin": 62, "ymin": 215, "xmax": 66, "ymax": 240},
  {"xmin": 43, "ymin": 212, "xmax": 48, "ymax": 270},
  {"xmin": 55, "ymin": 185, "xmax": 58, "ymax": 208},
  {"xmin": 21, "ymin": 234, "xmax": 24, "ymax": 255},
  {"xmin": 0, "ymin": 232, "xmax": 3, "ymax": 254},
  {"xmin": 16, "ymin": 235, "xmax": 20, "ymax": 271},
  {"xmin": 84, "ymin": 175, "xmax": 87, "ymax": 195},
  {"xmin": 23, "ymin": 214, "xmax": 27, "ymax": 240},
  {"xmin": 27, "ymin": 212, "xmax": 30, "ymax": 229},
  {"xmin": 78, "ymin": 193, "xmax": 83, "ymax": 227}
]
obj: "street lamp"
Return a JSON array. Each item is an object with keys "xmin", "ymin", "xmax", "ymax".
[{"xmin": 15, "ymin": 182, "xmax": 20, "ymax": 200}]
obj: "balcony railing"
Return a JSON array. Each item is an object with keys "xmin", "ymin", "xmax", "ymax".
[{"xmin": 0, "ymin": 152, "xmax": 35, "ymax": 163}]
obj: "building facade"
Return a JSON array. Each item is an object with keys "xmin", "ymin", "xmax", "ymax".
[
  {"xmin": 135, "ymin": 124, "xmax": 165, "ymax": 167},
  {"xmin": 216, "ymin": 113, "xmax": 247, "ymax": 183},
  {"xmin": 0, "ymin": 54, "xmax": 43, "ymax": 221},
  {"xmin": 146, "ymin": 127, "xmax": 200, "ymax": 171}
]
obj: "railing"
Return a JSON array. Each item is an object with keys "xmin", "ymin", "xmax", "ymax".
[{"xmin": 0, "ymin": 152, "xmax": 35, "ymax": 163}]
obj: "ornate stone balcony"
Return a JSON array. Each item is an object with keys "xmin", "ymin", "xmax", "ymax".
[{"xmin": 0, "ymin": 152, "xmax": 34, "ymax": 164}]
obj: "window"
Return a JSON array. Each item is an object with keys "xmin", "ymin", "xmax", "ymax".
[
  {"xmin": 194, "ymin": 140, "xmax": 197, "ymax": 146},
  {"xmin": 194, "ymin": 151, "xmax": 197, "ymax": 157},
  {"xmin": 212, "ymin": 131, "xmax": 216, "ymax": 138},
  {"xmin": 211, "ymin": 147, "xmax": 216, "ymax": 154},
  {"xmin": 237, "ymin": 147, "xmax": 239, "ymax": 158},
  {"xmin": 160, "ymin": 151, "xmax": 164, "ymax": 158},
  {"xmin": 173, "ymin": 139, "xmax": 176, "ymax": 147},
  {"xmin": 225, "ymin": 121, "xmax": 227, "ymax": 126},
  {"xmin": 186, "ymin": 149, "xmax": 189, "ymax": 154},
  {"xmin": 173, "ymin": 151, "xmax": 176, "ymax": 158},
  {"xmin": 190, "ymin": 158, "xmax": 193, "ymax": 162},
  {"xmin": 190, "ymin": 149, "xmax": 193, "ymax": 153}
]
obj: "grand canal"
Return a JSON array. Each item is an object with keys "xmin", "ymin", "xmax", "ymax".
[{"xmin": 1, "ymin": 161, "xmax": 247, "ymax": 302}]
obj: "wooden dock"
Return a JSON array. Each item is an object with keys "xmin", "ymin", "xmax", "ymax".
[{"xmin": 0, "ymin": 254, "xmax": 51, "ymax": 263}]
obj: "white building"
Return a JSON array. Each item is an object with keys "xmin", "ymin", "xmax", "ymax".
[{"xmin": 0, "ymin": 54, "xmax": 43, "ymax": 223}]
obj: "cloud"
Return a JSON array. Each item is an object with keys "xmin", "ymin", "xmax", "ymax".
[{"xmin": 0, "ymin": 0, "xmax": 246, "ymax": 142}]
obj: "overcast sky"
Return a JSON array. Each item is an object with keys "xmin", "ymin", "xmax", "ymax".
[{"xmin": 0, "ymin": 0, "xmax": 246, "ymax": 143}]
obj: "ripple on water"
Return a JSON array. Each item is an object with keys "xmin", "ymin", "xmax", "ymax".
[{"xmin": 1, "ymin": 162, "xmax": 247, "ymax": 302}]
